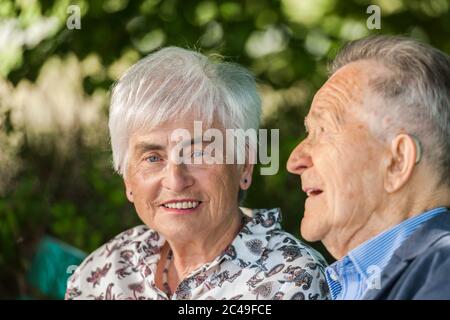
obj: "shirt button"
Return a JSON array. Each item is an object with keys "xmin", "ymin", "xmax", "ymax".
[{"xmin": 329, "ymin": 270, "xmax": 339, "ymax": 282}]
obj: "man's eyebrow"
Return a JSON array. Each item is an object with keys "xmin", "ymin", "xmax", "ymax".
[
  {"xmin": 310, "ymin": 110, "xmax": 324, "ymax": 121},
  {"xmin": 307, "ymin": 108, "xmax": 343, "ymax": 127},
  {"xmin": 304, "ymin": 116, "xmax": 310, "ymax": 131},
  {"xmin": 304, "ymin": 111, "xmax": 322, "ymax": 130}
]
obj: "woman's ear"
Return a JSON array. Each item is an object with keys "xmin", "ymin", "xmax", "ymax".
[
  {"xmin": 239, "ymin": 163, "xmax": 254, "ymax": 191},
  {"xmin": 384, "ymin": 134, "xmax": 419, "ymax": 193},
  {"xmin": 124, "ymin": 179, "xmax": 134, "ymax": 203}
]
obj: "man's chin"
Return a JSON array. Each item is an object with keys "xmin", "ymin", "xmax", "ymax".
[{"xmin": 300, "ymin": 216, "xmax": 324, "ymax": 242}]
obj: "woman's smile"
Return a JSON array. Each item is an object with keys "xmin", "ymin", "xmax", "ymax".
[{"xmin": 160, "ymin": 199, "xmax": 203, "ymax": 215}]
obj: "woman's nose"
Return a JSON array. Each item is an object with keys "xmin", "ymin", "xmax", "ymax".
[
  {"xmin": 286, "ymin": 141, "xmax": 313, "ymax": 176},
  {"xmin": 161, "ymin": 162, "xmax": 195, "ymax": 192}
]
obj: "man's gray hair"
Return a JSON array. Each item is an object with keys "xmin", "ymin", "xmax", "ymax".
[
  {"xmin": 330, "ymin": 35, "xmax": 450, "ymax": 187},
  {"xmin": 109, "ymin": 47, "xmax": 261, "ymax": 177}
]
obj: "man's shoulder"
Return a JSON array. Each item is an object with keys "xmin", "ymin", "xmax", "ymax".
[
  {"xmin": 400, "ymin": 210, "xmax": 450, "ymax": 262},
  {"xmin": 409, "ymin": 232, "xmax": 450, "ymax": 268},
  {"xmin": 376, "ymin": 226, "xmax": 450, "ymax": 299}
]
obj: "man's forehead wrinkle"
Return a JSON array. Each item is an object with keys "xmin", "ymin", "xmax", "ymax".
[
  {"xmin": 308, "ymin": 63, "xmax": 376, "ymax": 129},
  {"xmin": 330, "ymin": 72, "xmax": 365, "ymax": 102},
  {"xmin": 312, "ymin": 83, "xmax": 349, "ymax": 123},
  {"xmin": 316, "ymin": 64, "xmax": 369, "ymax": 110}
]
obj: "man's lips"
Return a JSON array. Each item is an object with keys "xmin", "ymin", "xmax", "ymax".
[{"xmin": 303, "ymin": 187, "xmax": 324, "ymax": 197}]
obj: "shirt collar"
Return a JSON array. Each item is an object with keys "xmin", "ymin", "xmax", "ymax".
[
  {"xmin": 394, "ymin": 207, "xmax": 450, "ymax": 261},
  {"xmin": 131, "ymin": 208, "xmax": 283, "ymax": 278},
  {"xmin": 325, "ymin": 207, "xmax": 447, "ymax": 299},
  {"xmin": 348, "ymin": 207, "xmax": 448, "ymax": 280},
  {"xmin": 221, "ymin": 208, "xmax": 282, "ymax": 267}
]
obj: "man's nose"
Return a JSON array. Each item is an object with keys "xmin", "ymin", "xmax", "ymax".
[
  {"xmin": 161, "ymin": 162, "xmax": 194, "ymax": 192},
  {"xmin": 286, "ymin": 141, "xmax": 313, "ymax": 176}
]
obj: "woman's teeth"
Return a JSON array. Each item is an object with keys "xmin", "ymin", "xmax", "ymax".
[{"xmin": 163, "ymin": 201, "xmax": 200, "ymax": 209}]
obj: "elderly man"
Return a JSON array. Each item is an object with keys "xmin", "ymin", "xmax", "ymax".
[{"xmin": 287, "ymin": 35, "xmax": 450, "ymax": 299}]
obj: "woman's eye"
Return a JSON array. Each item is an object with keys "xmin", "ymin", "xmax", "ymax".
[
  {"xmin": 146, "ymin": 155, "xmax": 161, "ymax": 163},
  {"xmin": 192, "ymin": 150, "xmax": 204, "ymax": 157}
]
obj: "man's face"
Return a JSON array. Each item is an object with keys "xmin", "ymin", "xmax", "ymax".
[
  {"xmin": 124, "ymin": 116, "xmax": 251, "ymax": 241},
  {"xmin": 287, "ymin": 61, "xmax": 388, "ymax": 256}
]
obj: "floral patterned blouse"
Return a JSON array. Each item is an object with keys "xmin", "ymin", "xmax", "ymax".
[{"xmin": 65, "ymin": 208, "xmax": 330, "ymax": 300}]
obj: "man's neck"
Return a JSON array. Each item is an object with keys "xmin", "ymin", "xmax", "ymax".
[{"xmin": 327, "ymin": 184, "xmax": 450, "ymax": 260}]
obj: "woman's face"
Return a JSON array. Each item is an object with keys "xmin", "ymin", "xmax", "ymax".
[{"xmin": 124, "ymin": 116, "xmax": 253, "ymax": 241}]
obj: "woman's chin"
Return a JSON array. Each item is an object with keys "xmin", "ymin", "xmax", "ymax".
[{"xmin": 160, "ymin": 223, "xmax": 206, "ymax": 241}]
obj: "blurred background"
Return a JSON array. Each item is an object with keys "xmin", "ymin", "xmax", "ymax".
[{"xmin": 1, "ymin": 0, "xmax": 449, "ymax": 299}]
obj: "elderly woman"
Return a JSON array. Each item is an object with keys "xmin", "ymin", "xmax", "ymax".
[{"xmin": 66, "ymin": 47, "xmax": 328, "ymax": 300}]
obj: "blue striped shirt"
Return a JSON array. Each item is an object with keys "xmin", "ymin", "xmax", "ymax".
[{"xmin": 325, "ymin": 207, "xmax": 447, "ymax": 300}]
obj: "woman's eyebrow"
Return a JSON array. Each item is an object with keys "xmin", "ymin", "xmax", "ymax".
[
  {"xmin": 177, "ymin": 136, "xmax": 204, "ymax": 149},
  {"xmin": 134, "ymin": 142, "xmax": 165, "ymax": 155}
]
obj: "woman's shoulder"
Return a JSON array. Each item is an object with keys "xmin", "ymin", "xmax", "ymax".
[
  {"xmin": 65, "ymin": 225, "xmax": 158, "ymax": 299},
  {"xmin": 246, "ymin": 207, "xmax": 327, "ymax": 267},
  {"xmin": 238, "ymin": 208, "xmax": 330, "ymax": 299},
  {"xmin": 266, "ymin": 229, "xmax": 328, "ymax": 268},
  {"xmin": 86, "ymin": 225, "xmax": 152, "ymax": 259},
  {"xmin": 86, "ymin": 224, "xmax": 157, "ymax": 263}
]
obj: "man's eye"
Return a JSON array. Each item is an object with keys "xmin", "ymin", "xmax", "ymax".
[{"xmin": 146, "ymin": 155, "xmax": 161, "ymax": 163}]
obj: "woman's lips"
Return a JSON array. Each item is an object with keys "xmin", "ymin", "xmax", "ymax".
[{"xmin": 160, "ymin": 199, "xmax": 202, "ymax": 214}]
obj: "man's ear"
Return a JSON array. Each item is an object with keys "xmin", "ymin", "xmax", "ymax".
[
  {"xmin": 124, "ymin": 179, "xmax": 134, "ymax": 203},
  {"xmin": 239, "ymin": 163, "xmax": 254, "ymax": 191},
  {"xmin": 384, "ymin": 134, "xmax": 419, "ymax": 193}
]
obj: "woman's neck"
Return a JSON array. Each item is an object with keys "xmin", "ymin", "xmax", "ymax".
[{"xmin": 166, "ymin": 210, "xmax": 243, "ymax": 280}]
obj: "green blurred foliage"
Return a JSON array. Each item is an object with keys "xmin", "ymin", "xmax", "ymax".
[{"xmin": 1, "ymin": 0, "xmax": 450, "ymax": 298}]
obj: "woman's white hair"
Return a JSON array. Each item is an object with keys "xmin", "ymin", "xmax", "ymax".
[{"xmin": 108, "ymin": 47, "xmax": 261, "ymax": 177}]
